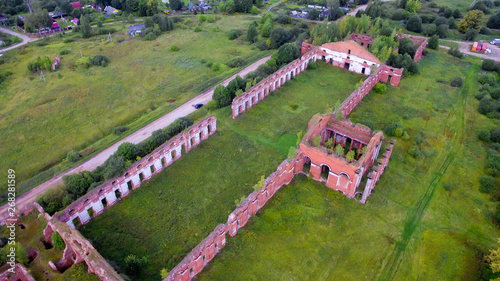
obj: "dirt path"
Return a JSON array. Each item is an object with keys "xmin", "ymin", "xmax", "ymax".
[
  {"xmin": 440, "ymin": 40, "xmax": 500, "ymax": 62},
  {"xmin": 0, "ymin": 27, "xmax": 38, "ymax": 52},
  {"xmin": 0, "ymin": 54, "xmax": 271, "ymax": 223}
]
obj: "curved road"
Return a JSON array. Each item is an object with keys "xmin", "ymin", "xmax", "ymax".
[
  {"xmin": 0, "ymin": 27, "xmax": 38, "ymax": 52},
  {"xmin": 0, "ymin": 54, "xmax": 271, "ymax": 223}
]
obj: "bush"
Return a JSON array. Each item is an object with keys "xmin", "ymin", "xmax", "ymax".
[
  {"xmin": 479, "ymin": 175, "xmax": 496, "ymax": 193},
  {"xmin": 194, "ymin": 26, "xmax": 202, "ymax": 32},
  {"xmin": 478, "ymin": 73, "xmax": 496, "ymax": 85},
  {"xmin": 447, "ymin": 47, "xmax": 463, "ymax": 58},
  {"xmin": 478, "ymin": 129, "xmax": 491, "ymax": 142},
  {"xmin": 226, "ymin": 57, "xmax": 246, "ymax": 68},
  {"xmin": 450, "ymin": 77, "xmax": 463, "ymax": 87},
  {"xmin": 59, "ymin": 49, "xmax": 71, "ymax": 55},
  {"xmin": 27, "ymin": 56, "xmax": 52, "ymax": 72},
  {"xmin": 384, "ymin": 122, "xmax": 404, "ymax": 137},
  {"xmin": 482, "ymin": 59, "xmax": 499, "ymax": 71},
  {"xmin": 491, "ymin": 128, "xmax": 500, "ymax": 142},
  {"xmin": 408, "ymin": 145, "xmax": 422, "ymax": 158},
  {"xmin": 67, "ymin": 150, "xmax": 82, "ymax": 162},
  {"xmin": 443, "ymin": 182, "xmax": 452, "ymax": 191},
  {"xmin": 36, "ymin": 185, "xmax": 68, "ymax": 215},
  {"xmin": 76, "ymin": 57, "xmax": 92, "ymax": 68},
  {"xmin": 125, "ymin": 255, "xmax": 148, "ymax": 275},
  {"xmin": 91, "ymin": 54, "xmax": 109, "ymax": 67},
  {"xmin": 112, "ymin": 126, "xmax": 128, "ymax": 135},
  {"xmin": 101, "ymin": 154, "xmax": 127, "ymax": 180},
  {"xmin": 143, "ymin": 33, "xmax": 157, "ymax": 41},
  {"xmin": 478, "ymin": 96, "xmax": 498, "ymax": 115},
  {"xmin": 486, "ymin": 149, "xmax": 500, "ymax": 176},
  {"xmin": 205, "ymin": 100, "xmax": 218, "ymax": 111},
  {"xmin": 52, "ymin": 233, "xmax": 66, "ymax": 250},
  {"xmin": 228, "ymin": 29, "xmax": 242, "ymax": 40},
  {"xmin": 373, "ymin": 83, "xmax": 387, "ymax": 94},
  {"xmin": 170, "ymin": 45, "xmax": 180, "ymax": 51}
]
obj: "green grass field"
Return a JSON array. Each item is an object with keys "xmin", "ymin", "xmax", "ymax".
[
  {"xmin": 0, "ymin": 211, "xmax": 100, "ymax": 280},
  {"xmin": 196, "ymin": 50, "xmax": 500, "ymax": 280},
  {"xmin": 0, "ymin": 16, "xmax": 267, "ymax": 192},
  {"xmin": 79, "ymin": 63, "xmax": 363, "ymax": 280}
]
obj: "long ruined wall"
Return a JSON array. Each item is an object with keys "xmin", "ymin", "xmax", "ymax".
[
  {"xmin": 164, "ymin": 155, "xmax": 301, "ymax": 281},
  {"xmin": 56, "ymin": 116, "xmax": 217, "ymax": 228},
  {"xmin": 231, "ymin": 49, "xmax": 319, "ymax": 119},
  {"xmin": 360, "ymin": 141, "xmax": 395, "ymax": 204}
]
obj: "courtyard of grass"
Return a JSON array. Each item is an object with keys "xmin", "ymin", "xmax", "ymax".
[
  {"xmin": 0, "ymin": 15, "xmax": 268, "ymax": 195},
  {"xmin": 78, "ymin": 63, "xmax": 363, "ymax": 280},
  {"xmin": 196, "ymin": 50, "xmax": 500, "ymax": 280}
]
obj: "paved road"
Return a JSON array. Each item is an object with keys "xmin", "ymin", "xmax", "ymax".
[
  {"xmin": 0, "ymin": 54, "xmax": 271, "ymax": 222},
  {"xmin": 0, "ymin": 27, "xmax": 38, "ymax": 52}
]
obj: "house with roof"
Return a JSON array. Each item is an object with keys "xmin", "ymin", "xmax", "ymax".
[
  {"xmin": 71, "ymin": 1, "xmax": 83, "ymax": 9},
  {"xmin": 104, "ymin": 6, "xmax": 119, "ymax": 16},
  {"xmin": 128, "ymin": 24, "xmax": 145, "ymax": 37},
  {"xmin": 318, "ymin": 40, "xmax": 381, "ymax": 75},
  {"xmin": 52, "ymin": 11, "xmax": 66, "ymax": 18},
  {"xmin": 187, "ymin": 3, "xmax": 202, "ymax": 12}
]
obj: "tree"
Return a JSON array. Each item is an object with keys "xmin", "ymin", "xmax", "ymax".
[
  {"xmin": 170, "ymin": 0, "xmax": 182, "ymax": 10},
  {"xmin": 458, "ymin": 10, "xmax": 484, "ymax": 33},
  {"xmin": 428, "ymin": 34, "xmax": 439, "ymax": 49},
  {"xmin": 269, "ymin": 26, "xmax": 292, "ymax": 49},
  {"xmin": 52, "ymin": 232, "xmax": 66, "ymax": 250},
  {"xmin": 436, "ymin": 24, "xmax": 449, "ymax": 38},
  {"xmin": 116, "ymin": 142, "xmax": 138, "ymax": 161},
  {"xmin": 144, "ymin": 17, "xmax": 154, "ymax": 28},
  {"xmin": 405, "ymin": 0, "xmax": 420, "ymax": 13},
  {"xmin": 398, "ymin": 37, "xmax": 416, "ymax": 58},
  {"xmin": 346, "ymin": 150, "xmax": 355, "ymax": 162},
  {"xmin": 246, "ymin": 24, "xmax": 258, "ymax": 43},
  {"xmin": 276, "ymin": 43, "xmax": 299, "ymax": 66},
  {"xmin": 63, "ymin": 173, "xmax": 94, "ymax": 198},
  {"xmin": 464, "ymin": 28, "xmax": 479, "ymax": 41},
  {"xmin": 487, "ymin": 11, "xmax": 500, "ymax": 28},
  {"xmin": 213, "ymin": 84, "xmax": 232, "ymax": 107},
  {"xmin": 67, "ymin": 150, "xmax": 82, "ymax": 162},
  {"xmin": 482, "ymin": 59, "xmax": 499, "ymax": 71},
  {"xmin": 261, "ymin": 18, "xmax": 273, "ymax": 38},
  {"xmin": 80, "ymin": 14, "xmax": 93, "ymax": 38},
  {"xmin": 335, "ymin": 144, "xmax": 344, "ymax": 156},
  {"xmin": 308, "ymin": 9, "xmax": 320, "ymax": 20},
  {"xmin": 102, "ymin": 154, "xmax": 127, "ymax": 180},
  {"xmin": 365, "ymin": 0, "xmax": 384, "ymax": 18},
  {"xmin": 406, "ymin": 14, "xmax": 422, "ymax": 33}
]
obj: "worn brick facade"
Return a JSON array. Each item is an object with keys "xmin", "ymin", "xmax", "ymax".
[{"xmin": 56, "ymin": 116, "xmax": 217, "ymax": 228}]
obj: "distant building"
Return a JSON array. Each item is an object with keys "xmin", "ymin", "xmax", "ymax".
[
  {"xmin": 128, "ymin": 24, "xmax": 145, "ymax": 37},
  {"xmin": 71, "ymin": 1, "xmax": 83, "ymax": 9},
  {"xmin": 104, "ymin": 6, "xmax": 119, "ymax": 16}
]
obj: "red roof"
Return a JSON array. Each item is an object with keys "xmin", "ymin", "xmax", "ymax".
[
  {"xmin": 71, "ymin": 1, "xmax": 83, "ymax": 8},
  {"xmin": 321, "ymin": 40, "xmax": 381, "ymax": 64}
]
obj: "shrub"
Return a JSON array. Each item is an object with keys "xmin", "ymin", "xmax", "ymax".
[
  {"xmin": 27, "ymin": 56, "xmax": 52, "ymax": 72},
  {"xmin": 52, "ymin": 233, "xmax": 66, "ymax": 250},
  {"xmin": 228, "ymin": 29, "xmax": 242, "ymax": 40},
  {"xmin": 205, "ymin": 100, "xmax": 218, "ymax": 111},
  {"xmin": 373, "ymin": 83, "xmax": 387, "ymax": 94},
  {"xmin": 478, "ymin": 96, "xmax": 498, "ymax": 115},
  {"xmin": 450, "ymin": 77, "xmax": 463, "ymax": 87},
  {"xmin": 144, "ymin": 33, "xmax": 157, "ymax": 41},
  {"xmin": 307, "ymin": 59, "xmax": 317, "ymax": 69},
  {"xmin": 428, "ymin": 35, "xmax": 439, "ymax": 49},
  {"xmin": 486, "ymin": 149, "xmax": 500, "ymax": 176},
  {"xmin": 491, "ymin": 128, "xmax": 500, "ymax": 142},
  {"xmin": 112, "ymin": 126, "xmax": 128, "ymax": 135},
  {"xmin": 101, "ymin": 154, "xmax": 127, "ymax": 180},
  {"xmin": 384, "ymin": 121, "xmax": 404, "ymax": 137},
  {"xmin": 226, "ymin": 57, "xmax": 246, "ymax": 68},
  {"xmin": 170, "ymin": 45, "xmax": 180, "ymax": 51},
  {"xmin": 250, "ymin": 6, "xmax": 260, "ymax": 15},
  {"xmin": 479, "ymin": 175, "xmax": 496, "ymax": 193},
  {"xmin": 64, "ymin": 38, "xmax": 75, "ymax": 43},
  {"xmin": 408, "ymin": 145, "xmax": 422, "ymax": 158},
  {"xmin": 36, "ymin": 185, "xmax": 68, "ymax": 215},
  {"xmin": 116, "ymin": 142, "xmax": 138, "ymax": 162},
  {"xmin": 124, "ymin": 255, "xmax": 148, "ymax": 275},
  {"xmin": 76, "ymin": 57, "xmax": 92, "ymax": 68},
  {"xmin": 478, "ymin": 129, "xmax": 491, "ymax": 142},
  {"xmin": 194, "ymin": 26, "xmax": 202, "ymax": 32},
  {"xmin": 482, "ymin": 59, "xmax": 499, "ymax": 71},
  {"xmin": 447, "ymin": 47, "xmax": 463, "ymax": 58},
  {"xmin": 67, "ymin": 150, "xmax": 82, "ymax": 162},
  {"xmin": 478, "ymin": 73, "xmax": 496, "ymax": 85},
  {"xmin": 59, "ymin": 49, "xmax": 71, "ymax": 55},
  {"xmin": 443, "ymin": 182, "xmax": 452, "ymax": 191},
  {"xmin": 91, "ymin": 54, "xmax": 109, "ymax": 67}
]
